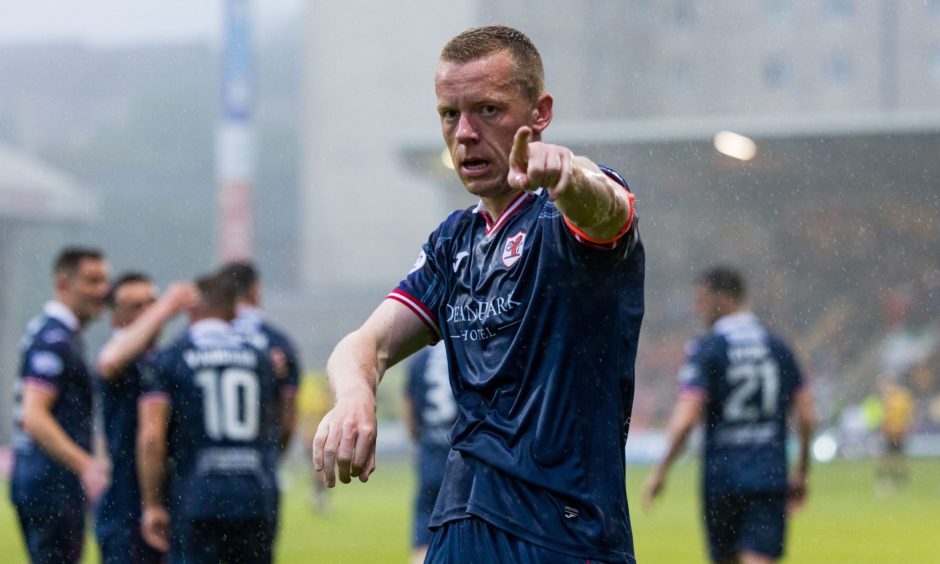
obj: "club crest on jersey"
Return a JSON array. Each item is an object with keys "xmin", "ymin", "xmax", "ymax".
[
  {"xmin": 409, "ymin": 250, "xmax": 427, "ymax": 274},
  {"xmin": 501, "ymin": 230, "xmax": 526, "ymax": 268}
]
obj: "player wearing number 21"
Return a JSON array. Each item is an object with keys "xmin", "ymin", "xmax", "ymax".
[
  {"xmin": 643, "ymin": 266, "xmax": 816, "ymax": 564},
  {"xmin": 137, "ymin": 273, "xmax": 279, "ymax": 564}
]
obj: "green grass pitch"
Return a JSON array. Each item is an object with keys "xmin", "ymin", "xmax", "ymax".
[{"xmin": 2, "ymin": 458, "xmax": 938, "ymax": 562}]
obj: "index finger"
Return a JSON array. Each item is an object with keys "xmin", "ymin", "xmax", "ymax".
[{"xmin": 509, "ymin": 126, "xmax": 532, "ymax": 172}]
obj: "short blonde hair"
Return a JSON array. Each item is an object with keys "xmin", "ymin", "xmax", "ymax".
[{"xmin": 440, "ymin": 25, "xmax": 544, "ymax": 104}]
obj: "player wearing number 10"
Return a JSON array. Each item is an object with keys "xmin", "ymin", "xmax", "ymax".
[
  {"xmin": 643, "ymin": 266, "xmax": 816, "ymax": 564},
  {"xmin": 137, "ymin": 273, "xmax": 278, "ymax": 563}
]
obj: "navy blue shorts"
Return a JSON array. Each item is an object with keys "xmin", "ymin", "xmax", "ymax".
[
  {"xmin": 703, "ymin": 491, "xmax": 786, "ymax": 561},
  {"xmin": 97, "ymin": 522, "xmax": 165, "ymax": 564},
  {"xmin": 15, "ymin": 502, "xmax": 85, "ymax": 564},
  {"xmin": 426, "ymin": 516, "xmax": 606, "ymax": 563},
  {"xmin": 170, "ymin": 518, "xmax": 273, "ymax": 564}
]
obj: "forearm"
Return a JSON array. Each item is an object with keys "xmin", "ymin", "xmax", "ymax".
[
  {"xmin": 326, "ymin": 330, "xmax": 384, "ymax": 402},
  {"xmin": 23, "ymin": 410, "xmax": 93, "ymax": 475},
  {"xmin": 98, "ymin": 301, "xmax": 176, "ymax": 379},
  {"xmin": 656, "ymin": 421, "xmax": 694, "ymax": 475},
  {"xmin": 654, "ymin": 395, "xmax": 703, "ymax": 477},
  {"xmin": 137, "ymin": 435, "xmax": 167, "ymax": 508},
  {"xmin": 554, "ymin": 158, "xmax": 632, "ymax": 241},
  {"xmin": 795, "ymin": 419, "xmax": 814, "ymax": 476}
]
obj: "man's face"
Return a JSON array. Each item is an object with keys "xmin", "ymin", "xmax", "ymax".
[
  {"xmin": 111, "ymin": 281, "xmax": 158, "ymax": 328},
  {"xmin": 693, "ymin": 284, "xmax": 721, "ymax": 327},
  {"xmin": 435, "ymin": 50, "xmax": 545, "ymax": 200},
  {"xmin": 59, "ymin": 258, "xmax": 110, "ymax": 324}
]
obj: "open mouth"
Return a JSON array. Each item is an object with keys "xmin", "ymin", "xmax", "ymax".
[{"xmin": 460, "ymin": 159, "xmax": 490, "ymax": 175}]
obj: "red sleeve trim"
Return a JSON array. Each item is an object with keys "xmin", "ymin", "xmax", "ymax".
[
  {"xmin": 563, "ymin": 190, "xmax": 635, "ymax": 247},
  {"xmin": 139, "ymin": 391, "xmax": 171, "ymax": 405},
  {"xmin": 23, "ymin": 377, "xmax": 58, "ymax": 398},
  {"xmin": 387, "ymin": 290, "xmax": 440, "ymax": 337}
]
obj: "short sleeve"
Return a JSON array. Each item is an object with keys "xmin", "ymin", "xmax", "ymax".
[
  {"xmin": 139, "ymin": 352, "xmax": 171, "ymax": 403},
  {"xmin": 388, "ymin": 224, "xmax": 450, "ymax": 338},
  {"xmin": 273, "ymin": 334, "xmax": 301, "ymax": 394},
  {"xmin": 23, "ymin": 330, "xmax": 71, "ymax": 393},
  {"xmin": 678, "ymin": 339, "xmax": 711, "ymax": 397},
  {"xmin": 546, "ymin": 165, "xmax": 640, "ymax": 268}
]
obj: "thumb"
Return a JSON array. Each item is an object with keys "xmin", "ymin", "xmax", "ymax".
[{"xmin": 508, "ymin": 126, "xmax": 532, "ymax": 187}]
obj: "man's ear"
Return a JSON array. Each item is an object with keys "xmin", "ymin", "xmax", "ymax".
[
  {"xmin": 530, "ymin": 93, "xmax": 553, "ymax": 137},
  {"xmin": 54, "ymin": 271, "xmax": 70, "ymax": 294}
]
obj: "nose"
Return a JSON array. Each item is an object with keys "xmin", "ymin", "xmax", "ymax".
[{"xmin": 455, "ymin": 113, "xmax": 478, "ymax": 144}]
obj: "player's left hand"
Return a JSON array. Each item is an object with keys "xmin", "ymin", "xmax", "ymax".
[
  {"xmin": 141, "ymin": 506, "xmax": 171, "ymax": 552},
  {"xmin": 508, "ymin": 126, "xmax": 574, "ymax": 200},
  {"xmin": 312, "ymin": 394, "xmax": 377, "ymax": 488}
]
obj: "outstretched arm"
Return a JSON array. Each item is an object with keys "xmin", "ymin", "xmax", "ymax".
[
  {"xmin": 97, "ymin": 283, "xmax": 197, "ymax": 380},
  {"xmin": 642, "ymin": 392, "xmax": 705, "ymax": 511},
  {"xmin": 508, "ymin": 126, "xmax": 633, "ymax": 243},
  {"xmin": 313, "ymin": 299, "xmax": 434, "ymax": 487}
]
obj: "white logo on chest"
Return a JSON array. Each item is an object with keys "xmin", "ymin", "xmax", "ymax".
[
  {"xmin": 452, "ymin": 251, "xmax": 470, "ymax": 272},
  {"xmin": 501, "ymin": 230, "xmax": 526, "ymax": 268}
]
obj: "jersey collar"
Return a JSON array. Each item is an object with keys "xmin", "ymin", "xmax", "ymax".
[
  {"xmin": 712, "ymin": 311, "xmax": 759, "ymax": 334},
  {"xmin": 44, "ymin": 301, "xmax": 79, "ymax": 332},
  {"xmin": 188, "ymin": 318, "xmax": 234, "ymax": 339},
  {"xmin": 236, "ymin": 305, "xmax": 264, "ymax": 322},
  {"xmin": 473, "ymin": 189, "xmax": 541, "ymax": 237}
]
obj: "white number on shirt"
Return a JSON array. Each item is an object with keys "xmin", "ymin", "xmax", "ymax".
[
  {"xmin": 195, "ymin": 367, "xmax": 260, "ymax": 441},
  {"xmin": 723, "ymin": 360, "xmax": 780, "ymax": 422}
]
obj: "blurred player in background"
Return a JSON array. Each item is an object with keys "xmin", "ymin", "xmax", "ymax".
[
  {"xmin": 314, "ymin": 25, "xmax": 643, "ymax": 563},
  {"xmin": 221, "ymin": 261, "xmax": 300, "ymax": 454},
  {"xmin": 220, "ymin": 261, "xmax": 301, "ymax": 535},
  {"xmin": 10, "ymin": 247, "xmax": 110, "ymax": 564},
  {"xmin": 876, "ymin": 374, "xmax": 914, "ymax": 495},
  {"xmin": 94, "ymin": 272, "xmax": 197, "ymax": 563},
  {"xmin": 137, "ymin": 273, "xmax": 279, "ymax": 563},
  {"xmin": 403, "ymin": 342, "xmax": 456, "ymax": 564},
  {"xmin": 643, "ymin": 266, "xmax": 816, "ymax": 564}
]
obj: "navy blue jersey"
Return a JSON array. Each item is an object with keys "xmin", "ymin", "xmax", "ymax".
[
  {"xmin": 141, "ymin": 319, "xmax": 279, "ymax": 521},
  {"xmin": 233, "ymin": 307, "xmax": 300, "ymax": 446},
  {"xmin": 680, "ymin": 312, "xmax": 804, "ymax": 494},
  {"xmin": 390, "ymin": 169, "xmax": 644, "ymax": 564},
  {"xmin": 405, "ymin": 342, "xmax": 457, "ymax": 452},
  {"xmin": 11, "ymin": 302, "xmax": 93, "ymax": 512},
  {"xmin": 95, "ymin": 346, "xmax": 156, "ymax": 534}
]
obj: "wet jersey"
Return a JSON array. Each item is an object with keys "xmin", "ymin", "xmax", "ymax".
[
  {"xmin": 405, "ymin": 342, "xmax": 457, "ymax": 451},
  {"xmin": 232, "ymin": 306, "xmax": 301, "ymax": 440},
  {"xmin": 95, "ymin": 345, "xmax": 156, "ymax": 534},
  {"xmin": 141, "ymin": 319, "xmax": 278, "ymax": 521},
  {"xmin": 11, "ymin": 302, "xmax": 93, "ymax": 512},
  {"xmin": 390, "ymin": 168, "xmax": 644, "ymax": 564},
  {"xmin": 680, "ymin": 312, "xmax": 804, "ymax": 494}
]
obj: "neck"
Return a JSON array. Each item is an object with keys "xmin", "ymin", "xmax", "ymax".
[{"xmin": 480, "ymin": 189, "xmax": 524, "ymax": 221}]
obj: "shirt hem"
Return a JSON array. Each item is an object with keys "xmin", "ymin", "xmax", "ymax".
[{"xmin": 459, "ymin": 505, "xmax": 633, "ymax": 564}]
